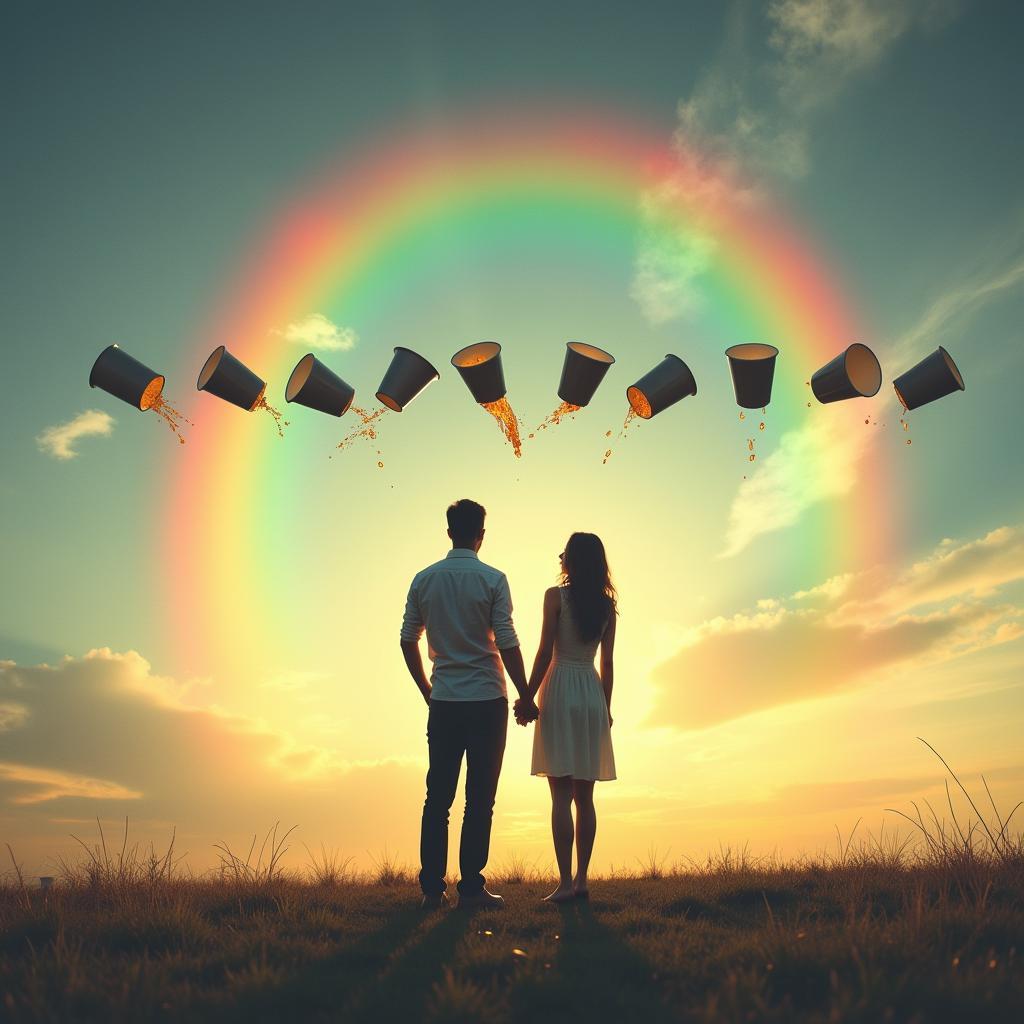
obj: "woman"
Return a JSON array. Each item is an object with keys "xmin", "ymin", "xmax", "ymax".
[{"xmin": 524, "ymin": 532, "xmax": 617, "ymax": 902}]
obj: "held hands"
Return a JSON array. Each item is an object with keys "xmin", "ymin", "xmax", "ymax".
[{"xmin": 513, "ymin": 697, "xmax": 539, "ymax": 726}]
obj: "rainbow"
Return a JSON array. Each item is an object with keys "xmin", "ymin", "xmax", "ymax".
[{"xmin": 161, "ymin": 106, "xmax": 896, "ymax": 679}]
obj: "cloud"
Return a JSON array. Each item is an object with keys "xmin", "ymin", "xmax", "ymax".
[
  {"xmin": 632, "ymin": 1, "xmax": 961, "ymax": 323},
  {"xmin": 0, "ymin": 649, "xmax": 437, "ymax": 872},
  {"xmin": 650, "ymin": 522, "xmax": 1024, "ymax": 729},
  {"xmin": 768, "ymin": 0, "xmax": 957, "ymax": 106},
  {"xmin": 886, "ymin": 255, "xmax": 1024, "ymax": 370},
  {"xmin": 36, "ymin": 409, "xmax": 115, "ymax": 460},
  {"xmin": 718, "ymin": 403, "xmax": 872, "ymax": 558},
  {"xmin": 275, "ymin": 313, "xmax": 357, "ymax": 352},
  {"xmin": 0, "ymin": 763, "xmax": 142, "ymax": 806}
]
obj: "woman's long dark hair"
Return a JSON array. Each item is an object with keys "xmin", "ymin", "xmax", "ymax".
[{"xmin": 559, "ymin": 532, "xmax": 618, "ymax": 643}]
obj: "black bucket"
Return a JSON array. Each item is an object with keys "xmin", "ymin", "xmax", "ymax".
[
  {"xmin": 89, "ymin": 344, "xmax": 165, "ymax": 411},
  {"xmin": 197, "ymin": 345, "xmax": 266, "ymax": 411},
  {"xmin": 626, "ymin": 354, "xmax": 697, "ymax": 419},
  {"xmin": 285, "ymin": 353, "xmax": 355, "ymax": 417},
  {"xmin": 811, "ymin": 343, "xmax": 882, "ymax": 404},
  {"xmin": 451, "ymin": 342, "xmax": 506, "ymax": 404},
  {"xmin": 376, "ymin": 347, "xmax": 440, "ymax": 412},
  {"xmin": 725, "ymin": 343, "xmax": 778, "ymax": 409},
  {"xmin": 892, "ymin": 346, "xmax": 965, "ymax": 411},
  {"xmin": 558, "ymin": 342, "xmax": 615, "ymax": 407}
]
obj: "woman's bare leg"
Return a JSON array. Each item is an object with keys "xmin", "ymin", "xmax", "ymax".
[
  {"xmin": 571, "ymin": 779, "xmax": 596, "ymax": 895},
  {"xmin": 544, "ymin": 776, "xmax": 575, "ymax": 902}
]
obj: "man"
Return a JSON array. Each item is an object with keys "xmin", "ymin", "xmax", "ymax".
[{"xmin": 400, "ymin": 498, "xmax": 537, "ymax": 910}]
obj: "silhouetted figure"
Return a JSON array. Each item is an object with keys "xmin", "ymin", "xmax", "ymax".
[
  {"xmin": 518, "ymin": 532, "xmax": 617, "ymax": 902},
  {"xmin": 400, "ymin": 499, "xmax": 533, "ymax": 910}
]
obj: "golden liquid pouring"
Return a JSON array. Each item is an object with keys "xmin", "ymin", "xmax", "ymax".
[
  {"xmin": 249, "ymin": 387, "xmax": 290, "ymax": 437},
  {"xmin": 481, "ymin": 397, "xmax": 524, "ymax": 458},
  {"xmin": 896, "ymin": 388, "xmax": 912, "ymax": 446},
  {"xmin": 333, "ymin": 405, "xmax": 388, "ymax": 457},
  {"xmin": 141, "ymin": 378, "xmax": 193, "ymax": 445},
  {"xmin": 602, "ymin": 406, "xmax": 643, "ymax": 464},
  {"xmin": 532, "ymin": 400, "xmax": 581, "ymax": 436}
]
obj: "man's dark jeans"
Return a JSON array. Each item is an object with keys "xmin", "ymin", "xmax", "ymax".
[{"xmin": 419, "ymin": 696, "xmax": 508, "ymax": 896}]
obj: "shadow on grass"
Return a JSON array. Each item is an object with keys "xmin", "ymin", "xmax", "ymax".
[
  {"xmin": 511, "ymin": 899, "xmax": 675, "ymax": 1023},
  {"xmin": 208, "ymin": 901, "xmax": 468, "ymax": 1023}
]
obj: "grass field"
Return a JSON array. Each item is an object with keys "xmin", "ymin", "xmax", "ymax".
[{"xmin": 2, "ymin": 815, "xmax": 1023, "ymax": 1024}]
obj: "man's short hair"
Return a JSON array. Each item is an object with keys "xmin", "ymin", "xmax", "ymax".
[{"xmin": 447, "ymin": 498, "xmax": 486, "ymax": 543}]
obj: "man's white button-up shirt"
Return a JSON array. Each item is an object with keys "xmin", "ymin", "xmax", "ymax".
[{"xmin": 400, "ymin": 548, "xmax": 519, "ymax": 701}]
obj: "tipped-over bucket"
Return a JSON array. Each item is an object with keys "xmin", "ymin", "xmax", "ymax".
[
  {"xmin": 726, "ymin": 343, "xmax": 778, "ymax": 409},
  {"xmin": 89, "ymin": 344, "xmax": 165, "ymax": 411},
  {"xmin": 285, "ymin": 353, "xmax": 355, "ymax": 417},
  {"xmin": 558, "ymin": 342, "xmax": 615, "ymax": 407},
  {"xmin": 627, "ymin": 354, "xmax": 697, "ymax": 419},
  {"xmin": 197, "ymin": 345, "xmax": 266, "ymax": 410},
  {"xmin": 376, "ymin": 347, "xmax": 440, "ymax": 412},
  {"xmin": 451, "ymin": 342, "xmax": 506, "ymax": 404},
  {"xmin": 811, "ymin": 343, "xmax": 882, "ymax": 404},
  {"xmin": 892, "ymin": 346, "xmax": 964, "ymax": 411}
]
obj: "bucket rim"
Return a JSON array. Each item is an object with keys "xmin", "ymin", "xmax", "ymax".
[
  {"xmin": 724, "ymin": 342, "xmax": 779, "ymax": 360},
  {"xmin": 938, "ymin": 345, "xmax": 966, "ymax": 391},
  {"xmin": 843, "ymin": 342, "xmax": 882, "ymax": 398},
  {"xmin": 451, "ymin": 341, "xmax": 502, "ymax": 368},
  {"xmin": 197, "ymin": 344, "xmax": 227, "ymax": 391},
  {"xmin": 566, "ymin": 341, "xmax": 615, "ymax": 364}
]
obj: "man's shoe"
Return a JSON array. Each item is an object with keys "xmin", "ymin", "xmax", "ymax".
[
  {"xmin": 420, "ymin": 892, "xmax": 449, "ymax": 911},
  {"xmin": 456, "ymin": 888, "xmax": 505, "ymax": 911}
]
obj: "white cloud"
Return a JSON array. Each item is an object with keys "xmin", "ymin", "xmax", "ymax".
[
  {"xmin": 275, "ymin": 313, "xmax": 357, "ymax": 352},
  {"xmin": 768, "ymin": 0, "xmax": 956, "ymax": 103},
  {"xmin": 718, "ymin": 402, "xmax": 871, "ymax": 558},
  {"xmin": 633, "ymin": 2, "xmax": 961, "ymax": 325},
  {"xmin": 652, "ymin": 520, "xmax": 1024, "ymax": 728},
  {"xmin": 36, "ymin": 409, "xmax": 115, "ymax": 460},
  {"xmin": 887, "ymin": 256, "xmax": 1024, "ymax": 370}
]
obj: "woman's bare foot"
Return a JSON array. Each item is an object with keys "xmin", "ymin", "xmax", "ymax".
[{"xmin": 543, "ymin": 884, "xmax": 576, "ymax": 903}]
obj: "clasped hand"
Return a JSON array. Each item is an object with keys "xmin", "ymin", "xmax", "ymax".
[{"xmin": 513, "ymin": 697, "xmax": 539, "ymax": 726}]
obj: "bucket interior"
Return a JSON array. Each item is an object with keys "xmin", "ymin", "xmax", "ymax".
[
  {"xmin": 139, "ymin": 376, "xmax": 165, "ymax": 411},
  {"xmin": 845, "ymin": 344, "xmax": 882, "ymax": 396},
  {"xmin": 626, "ymin": 386, "xmax": 653, "ymax": 419},
  {"xmin": 567, "ymin": 342, "xmax": 614, "ymax": 364},
  {"xmin": 941, "ymin": 348, "xmax": 965, "ymax": 390},
  {"xmin": 198, "ymin": 346, "xmax": 225, "ymax": 390},
  {"xmin": 248, "ymin": 384, "xmax": 266, "ymax": 412},
  {"xmin": 286, "ymin": 354, "xmax": 315, "ymax": 402},
  {"xmin": 726, "ymin": 343, "xmax": 778, "ymax": 361},
  {"xmin": 377, "ymin": 392, "xmax": 404, "ymax": 412},
  {"xmin": 452, "ymin": 342, "xmax": 500, "ymax": 368}
]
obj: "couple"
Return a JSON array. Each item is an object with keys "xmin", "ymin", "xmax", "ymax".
[{"xmin": 399, "ymin": 498, "xmax": 617, "ymax": 911}]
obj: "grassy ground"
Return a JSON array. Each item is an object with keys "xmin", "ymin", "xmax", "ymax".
[{"xmin": 2, "ymin": 835, "xmax": 1022, "ymax": 1023}]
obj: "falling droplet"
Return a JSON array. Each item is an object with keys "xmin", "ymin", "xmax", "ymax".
[
  {"xmin": 906, "ymin": 439, "xmax": 912, "ymax": 445},
  {"xmin": 806, "ymin": 402, "xmax": 811, "ymax": 407},
  {"xmin": 749, "ymin": 454, "xmax": 756, "ymax": 461},
  {"xmin": 377, "ymin": 461, "xmax": 384, "ymax": 468},
  {"xmin": 739, "ymin": 411, "xmax": 745, "ymax": 421},
  {"xmin": 605, "ymin": 430, "xmax": 612, "ymax": 437},
  {"xmin": 747, "ymin": 439, "xmax": 754, "ymax": 451},
  {"xmin": 865, "ymin": 418, "xmax": 869, "ymax": 424},
  {"xmin": 759, "ymin": 422, "xmax": 765, "ymax": 431}
]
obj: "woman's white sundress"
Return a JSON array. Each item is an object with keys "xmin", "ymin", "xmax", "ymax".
[{"xmin": 530, "ymin": 588, "xmax": 616, "ymax": 781}]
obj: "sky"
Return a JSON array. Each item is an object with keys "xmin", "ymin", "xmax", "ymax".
[{"xmin": 2, "ymin": 0, "xmax": 1023, "ymax": 878}]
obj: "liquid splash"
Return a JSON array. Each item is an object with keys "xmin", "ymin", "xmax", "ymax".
[
  {"xmin": 332, "ymin": 405, "xmax": 388, "ymax": 458},
  {"xmin": 141, "ymin": 379, "xmax": 193, "ymax": 445},
  {"xmin": 602, "ymin": 406, "xmax": 643, "ymax": 464},
  {"xmin": 481, "ymin": 397, "xmax": 524, "ymax": 458},
  {"xmin": 896, "ymin": 388, "xmax": 912, "ymax": 447},
  {"xmin": 251, "ymin": 388, "xmax": 290, "ymax": 437},
  {"xmin": 533, "ymin": 401, "xmax": 581, "ymax": 435}
]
